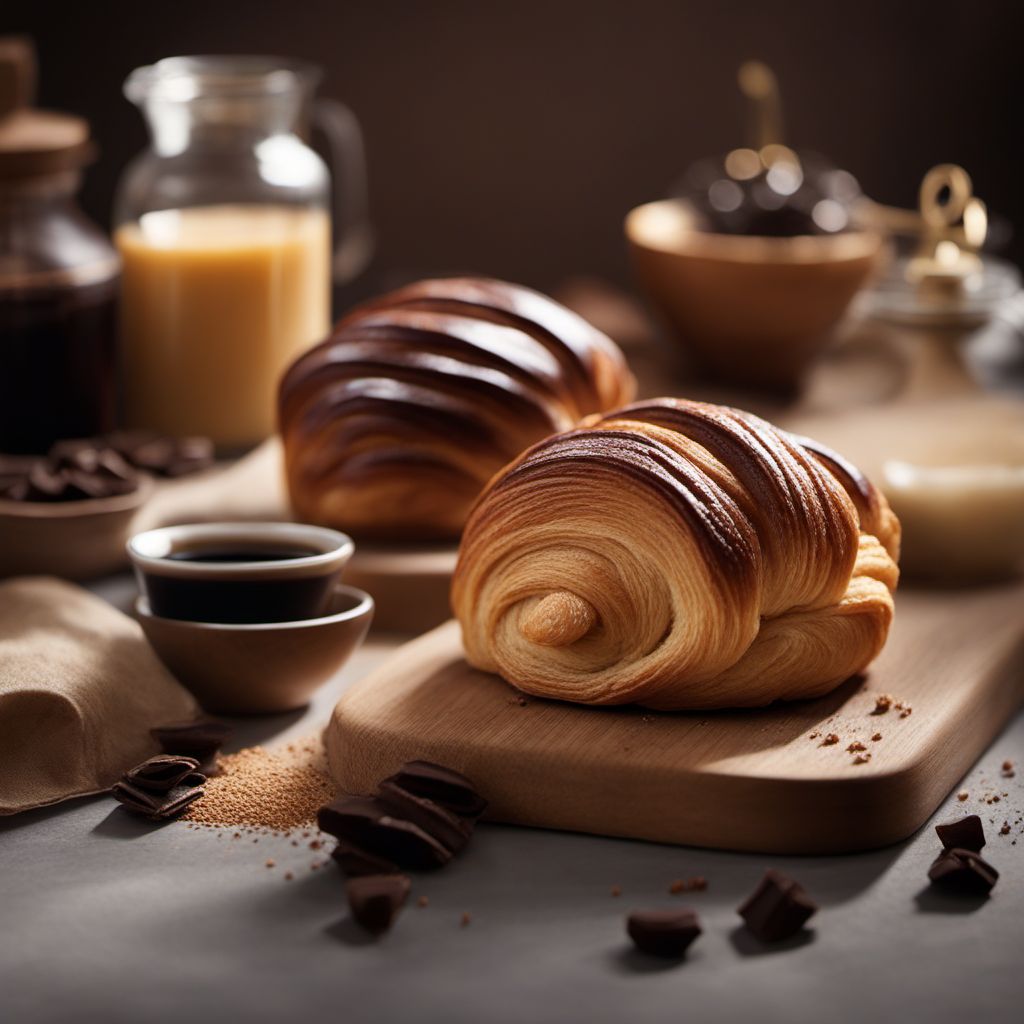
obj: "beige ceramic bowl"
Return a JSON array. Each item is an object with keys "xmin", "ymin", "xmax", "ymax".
[
  {"xmin": 626, "ymin": 199, "xmax": 883, "ymax": 391},
  {"xmin": 0, "ymin": 477, "xmax": 154, "ymax": 580},
  {"xmin": 136, "ymin": 583, "xmax": 374, "ymax": 714}
]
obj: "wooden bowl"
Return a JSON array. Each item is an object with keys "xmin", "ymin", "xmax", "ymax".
[
  {"xmin": 135, "ymin": 583, "xmax": 374, "ymax": 714},
  {"xmin": 0, "ymin": 477, "xmax": 154, "ymax": 581},
  {"xmin": 626, "ymin": 199, "xmax": 883, "ymax": 392}
]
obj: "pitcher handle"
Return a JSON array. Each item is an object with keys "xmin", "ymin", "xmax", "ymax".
[{"xmin": 313, "ymin": 98, "xmax": 374, "ymax": 284}]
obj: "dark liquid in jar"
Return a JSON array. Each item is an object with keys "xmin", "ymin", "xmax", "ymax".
[{"xmin": 0, "ymin": 274, "xmax": 117, "ymax": 454}]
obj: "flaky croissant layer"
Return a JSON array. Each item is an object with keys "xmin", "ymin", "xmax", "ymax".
[
  {"xmin": 452, "ymin": 398, "xmax": 900, "ymax": 710},
  {"xmin": 278, "ymin": 276, "xmax": 635, "ymax": 541}
]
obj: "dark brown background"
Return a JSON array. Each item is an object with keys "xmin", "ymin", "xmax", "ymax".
[{"xmin": 7, "ymin": 0, "xmax": 1023, "ymax": 290}]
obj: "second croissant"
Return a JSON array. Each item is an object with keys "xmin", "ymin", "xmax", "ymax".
[{"xmin": 452, "ymin": 398, "xmax": 901, "ymax": 710}]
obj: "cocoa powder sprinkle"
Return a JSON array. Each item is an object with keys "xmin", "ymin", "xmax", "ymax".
[{"xmin": 183, "ymin": 738, "xmax": 335, "ymax": 831}]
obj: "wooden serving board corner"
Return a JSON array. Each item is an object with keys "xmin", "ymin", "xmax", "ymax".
[{"xmin": 326, "ymin": 581, "xmax": 1024, "ymax": 854}]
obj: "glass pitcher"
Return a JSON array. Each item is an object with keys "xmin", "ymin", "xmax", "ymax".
[{"xmin": 114, "ymin": 56, "xmax": 372, "ymax": 450}]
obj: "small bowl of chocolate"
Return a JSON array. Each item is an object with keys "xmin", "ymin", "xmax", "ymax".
[
  {"xmin": 0, "ymin": 442, "xmax": 153, "ymax": 580},
  {"xmin": 626, "ymin": 152, "xmax": 882, "ymax": 394},
  {"xmin": 0, "ymin": 432, "xmax": 215, "ymax": 581},
  {"xmin": 129, "ymin": 522, "xmax": 372, "ymax": 713}
]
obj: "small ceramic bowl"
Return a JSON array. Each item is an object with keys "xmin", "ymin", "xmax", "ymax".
[
  {"xmin": 136, "ymin": 583, "xmax": 375, "ymax": 714},
  {"xmin": 128, "ymin": 521, "xmax": 354, "ymax": 623},
  {"xmin": 625, "ymin": 199, "xmax": 883, "ymax": 392},
  {"xmin": 0, "ymin": 477, "xmax": 154, "ymax": 581}
]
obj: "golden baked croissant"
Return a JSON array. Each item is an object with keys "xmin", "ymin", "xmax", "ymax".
[
  {"xmin": 278, "ymin": 277, "xmax": 635, "ymax": 540},
  {"xmin": 452, "ymin": 398, "xmax": 900, "ymax": 710}
]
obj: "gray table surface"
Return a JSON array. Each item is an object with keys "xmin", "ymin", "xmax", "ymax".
[{"xmin": 1, "ymin": 575, "xmax": 1022, "ymax": 1024}]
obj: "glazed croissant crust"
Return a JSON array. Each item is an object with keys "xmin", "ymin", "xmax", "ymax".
[
  {"xmin": 278, "ymin": 277, "xmax": 635, "ymax": 541},
  {"xmin": 452, "ymin": 398, "xmax": 900, "ymax": 710}
]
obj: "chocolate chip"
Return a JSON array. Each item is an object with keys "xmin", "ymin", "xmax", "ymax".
[
  {"xmin": 318, "ymin": 796, "xmax": 452, "ymax": 870},
  {"xmin": 737, "ymin": 870, "xmax": 817, "ymax": 942},
  {"xmin": 377, "ymin": 780, "xmax": 473, "ymax": 854},
  {"xmin": 111, "ymin": 779, "xmax": 205, "ymax": 820},
  {"xmin": 331, "ymin": 840, "xmax": 400, "ymax": 878},
  {"xmin": 383, "ymin": 761, "xmax": 487, "ymax": 820},
  {"xmin": 626, "ymin": 909, "xmax": 702, "ymax": 958},
  {"xmin": 346, "ymin": 874, "xmax": 411, "ymax": 935},
  {"xmin": 935, "ymin": 814, "xmax": 986, "ymax": 853},
  {"xmin": 124, "ymin": 755, "xmax": 202, "ymax": 793},
  {"xmin": 151, "ymin": 720, "xmax": 232, "ymax": 774},
  {"xmin": 928, "ymin": 848, "xmax": 999, "ymax": 895}
]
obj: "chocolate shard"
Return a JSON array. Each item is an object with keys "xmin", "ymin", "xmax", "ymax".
[
  {"xmin": 935, "ymin": 814, "xmax": 986, "ymax": 853},
  {"xmin": 928, "ymin": 848, "xmax": 999, "ymax": 896},
  {"xmin": 738, "ymin": 869, "xmax": 817, "ymax": 942},
  {"xmin": 151, "ymin": 720, "xmax": 232, "ymax": 774},
  {"xmin": 384, "ymin": 760, "xmax": 488, "ymax": 820},
  {"xmin": 124, "ymin": 755, "xmax": 201, "ymax": 793},
  {"xmin": 377, "ymin": 780, "xmax": 473, "ymax": 854},
  {"xmin": 626, "ymin": 909, "xmax": 702, "ymax": 958},
  {"xmin": 346, "ymin": 874, "xmax": 411, "ymax": 935},
  {"xmin": 317, "ymin": 796, "xmax": 452, "ymax": 870},
  {"xmin": 331, "ymin": 840, "xmax": 401, "ymax": 878},
  {"xmin": 112, "ymin": 779, "xmax": 205, "ymax": 821},
  {"xmin": 105, "ymin": 431, "xmax": 214, "ymax": 478}
]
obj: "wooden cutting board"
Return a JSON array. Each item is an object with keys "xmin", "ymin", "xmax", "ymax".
[{"xmin": 326, "ymin": 580, "xmax": 1024, "ymax": 854}]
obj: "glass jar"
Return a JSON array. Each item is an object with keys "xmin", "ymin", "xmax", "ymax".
[
  {"xmin": 0, "ymin": 39, "xmax": 118, "ymax": 455},
  {"xmin": 114, "ymin": 56, "xmax": 371, "ymax": 451}
]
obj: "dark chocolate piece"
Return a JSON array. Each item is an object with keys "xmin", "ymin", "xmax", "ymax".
[
  {"xmin": 105, "ymin": 431, "xmax": 214, "ymax": 478},
  {"xmin": 384, "ymin": 760, "xmax": 488, "ymax": 819},
  {"xmin": 935, "ymin": 814, "xmax": 986, "ymax": 853},
  {"xmin": 737, "ymin": 869, "xmax": 817, "ymax": 942},
  {"xmin": 928, "ymin": 848, "xmax": 999, "ymax": 896},
  {"xmin": 124, "ymin": 755, "xmax": 201, "ymax": 793},
  {"xmin": 1, "ymin": 441, "xmax": 138, "ymax": 502},
  {"xmin": 111, "ymin": 779, "xmax": 205, "ymax": 820},
  {"xmin": 346, "ymin": 874, "xmax": 411, "ymax": 935},
  {"xmin": 0, "ymin": 454, "xmax": 38, "ymax": 493},
  {"xmin": 317, "ymin": 796, "xmax": 451, "ymax": 870},
  {"xmin": 377, "ymin": 779, "xmax": 473, "ymax": 854},
  {"xmin": 331, "ymin": 840, "xmax": 401, "ymax": 878},
  {"xmin": 151, "ymin": 720, "xmax": 232, "ymax": 775},
  {"xmin": 626, "ymin": 909, "xmax": 702, "ymax": 958}
]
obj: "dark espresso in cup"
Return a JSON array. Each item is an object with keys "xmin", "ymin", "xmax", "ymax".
[{"xmin": 128, "ymin": 524, "xmax": 354, "ymax": 624}]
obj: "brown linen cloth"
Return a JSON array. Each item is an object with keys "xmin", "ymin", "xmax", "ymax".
[{"xmin": 0, "ymin": 576, "xmax": 199, "ymax": 814}]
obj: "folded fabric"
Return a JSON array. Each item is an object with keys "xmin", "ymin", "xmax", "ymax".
[{"xmin": 0, "ymin": 576, "xmax": 198, "ymax": 814}]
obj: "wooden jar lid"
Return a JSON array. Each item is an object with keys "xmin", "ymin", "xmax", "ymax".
[{"xmin": 0, "ymin": 35, "xmax": 94, "ymax": 179}]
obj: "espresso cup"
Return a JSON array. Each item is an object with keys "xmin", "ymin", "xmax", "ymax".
[{"xmin": 127, "ymin": 522, "xmax": 354, "ymax": 624}]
